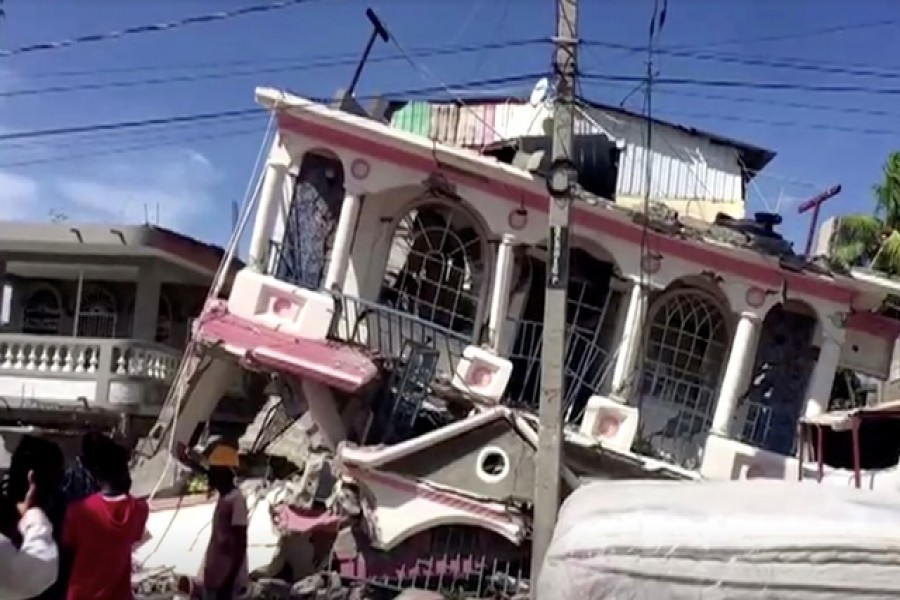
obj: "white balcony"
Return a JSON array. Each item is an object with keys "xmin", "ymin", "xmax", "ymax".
[{"xmin": 0, "ymin": 334, "xmax": 180, "ymax": 413}]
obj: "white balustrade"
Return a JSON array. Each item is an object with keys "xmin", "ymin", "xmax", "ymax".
[
  {"xmin": 0, "ymin": 337, "xmax": 101, "ymax": 374},
  {"xmin": 110, "ymin": 344, "xmax": 179, "ymax": 383},
  {"xmin": 0, "ymin": 335, "xmax": 181, "ymax": 401}
]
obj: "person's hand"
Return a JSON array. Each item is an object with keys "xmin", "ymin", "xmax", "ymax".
[{"xmin": 16, "ymin": 470, "xmax": 39, "ymax": 517}]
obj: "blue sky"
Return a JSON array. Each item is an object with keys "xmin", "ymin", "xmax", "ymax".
[{"xmin": 0, "ymin": 0, "xmax": 898, "ymax": 249}]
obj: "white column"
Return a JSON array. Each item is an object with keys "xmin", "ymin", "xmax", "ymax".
[
  {"xmin": 247, "ymin": 162, "xmax": 288, "ymax": 273},
  {"xmin": 610, "ymin": 279, "xmax": 647, "ymax": 397},
  {"xmin": 323, "ymin": 194, "xmax": 362, "ymax": 292},
  {"xmin": 0, "ymin": 259, "xmax": 7, "ymax": 326},
  {"xmin": 710, "ymin": 311, "xmax": 760, "ymax": 436},
  {"xmin": 804, "ymin": 326, "xmax": 845, "ymax": 418},
  {"xmin": 487, "ymin": 234, "xmax": 516, "ymax": 353}
]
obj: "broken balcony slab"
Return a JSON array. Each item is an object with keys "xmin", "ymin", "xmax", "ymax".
[{"xmin": 194, "ymin": 300, "xmax": 379, "ymax": 394}]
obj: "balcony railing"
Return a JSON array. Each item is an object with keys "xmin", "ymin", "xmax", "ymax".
[
  {"xmin": 504, "ymin": 318, "xmax": 616, "ymax": 425},
  {"xmin": 0, "ymin": 334, "xmax": 180, "ymax": 410},
  {"xmin": 326, "ymin": 291, "xmax": 471, "ymax": 379}
]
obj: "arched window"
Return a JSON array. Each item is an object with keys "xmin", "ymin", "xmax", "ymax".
[
  {"xmin": 379, "ymin": 200, "xmax": 486, "ymax": 337},
  {"xmin": 21, "ymin": 286, "xmax": 62, "ymax": 335},
  {"xmin": 76, "ymin": 286, "xmax": 117, "ymax": 338},
  {"xmin": 637, "ymin": 287, "xmax": 729, "ymax": 467}
]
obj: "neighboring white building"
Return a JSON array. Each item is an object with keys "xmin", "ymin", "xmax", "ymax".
[{"xmin": 388, "ymin": 96, "xmax": 775, "ymax": 223}]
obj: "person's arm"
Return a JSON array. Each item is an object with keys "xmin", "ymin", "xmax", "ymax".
[{"xmin": 0, "ymin": 508, "xmax": 59, "ymax": 598}]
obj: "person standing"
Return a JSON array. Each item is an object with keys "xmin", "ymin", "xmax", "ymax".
[
  {"xmin": 201, "ymin": 442, "xmax": 249, "ymax": 600},
  {"xmin": 62, "ymin": 442, "xmax": 148, "ymax": 600},
  {"xmin": 3, "ymin": 435, "xmax": 66, "ymax": 600},
  {"xmin": 0, "ymin": 468, "xmax": 60, "ymax": 599}
]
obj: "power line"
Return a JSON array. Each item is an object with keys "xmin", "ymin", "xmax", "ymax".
[
  {"xmin": 0, "ymin": 0, "xmax": 326, "ymax": 59},
  {"xmin": 24, "ymin": 37, "xmax": 545, "ymax": 80},
  {"xmin": 0, "ymin": 73, "xmax": 544, "ymax": 143},
  {"xmin": 0, "ymin": 39, "xmax": 544, "ymax": 99},
  {"xmin": 0, "ymin": 112, "xmax": 261, "ymax": 151},
  {"xmin": 583, "ymin": 40, "xmax": 900, "ymax": 82},
  {"xmin": 582, "ymin": 72, "xmax": 900, "ymax": 95},
  {"xmin": 584, "ymin": 78, "xmax": 899, "ymax": 121},
  {"xmin": 656, "ymin": 107, "xmax": 900, "ymax": 138},
  {"xmin": 0, "ymin": 108, "xmax": 259, "ymax": 142},
  {"xmin": 382, "ymin": 26, "xmax": 528, "ymax": 142},
  {"xmin": 0, "ymin": 125, "xmax": 262, "ymax": 169},
  {"xmin": 580, "ymin": 89, "xmax": 900, "ymax": 138},
  {"xmin": 665, "ymin": 17, "xmax": 899, "ymax": 51}
]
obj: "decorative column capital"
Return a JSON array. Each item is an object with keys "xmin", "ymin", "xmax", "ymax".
[{"xmin": 737, "ymin": 310, "xmax": 763, "ymax": 324}]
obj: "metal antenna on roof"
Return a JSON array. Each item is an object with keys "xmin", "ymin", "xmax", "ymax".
[
  {"xmin": 798, "ymin": 185, "xmax": 842, "ymax": 257},
  {"xmin": 347, "ymin": 8, "xmax": 389, "ymax": 98}
]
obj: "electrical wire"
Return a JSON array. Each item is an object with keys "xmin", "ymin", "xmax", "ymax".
[
  {"xmin": 664, "ymin": 17, "xmax": 900, "ymax": 52},
  {"xmin": 384, "ymin": 24, "xmax": 529, "ymax": 144},
  {"xmin": 0, "ymin": 0, "xmax": 327, "ymax": 59},
  {"xmin": 0, "ymin": 125, "xmax": 262, "ymax": 169},
  {"xmin": 581, "ymin": 73, "xmax": 900, "ymax": 95},
  {"xmin": 0, "ymin": 39, "xmax": 545, "ymax": 99},
  {"xmin": 583, "ymin": 40, "xmax": 900, "ymax": 82},
  {"xmin": 630, "ymin": 0, "xmax": 666, "ymax": 431},
  {"xmin": 584, "ymin": 78, "xmax": 900, "ymax": 122},
  {"xmin": 654, "ymin": 107, "xmax": 900, "ymax": 138},
  {"xmin": 0, "ymin": 73, "xmax": 544, "ymax": 144}
]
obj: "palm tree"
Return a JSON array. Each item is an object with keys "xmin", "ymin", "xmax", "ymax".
[{"xmin": 832, "ymin": 151, "xmax": 900, "ymax": 276}]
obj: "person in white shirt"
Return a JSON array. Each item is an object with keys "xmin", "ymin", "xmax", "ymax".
[{"xmin": 0, "ymin": 470, "xmax": 59, "ymax": 599}]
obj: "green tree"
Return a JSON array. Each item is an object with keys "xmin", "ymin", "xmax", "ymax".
[{"xmin": 833, "ymin": 151, "xmax": 900, "ymax": 275}]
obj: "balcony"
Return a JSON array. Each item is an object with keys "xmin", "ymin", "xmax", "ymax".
[{"xmin": 0, "ymin": 334, "xmax": 180, "ymax": 413}]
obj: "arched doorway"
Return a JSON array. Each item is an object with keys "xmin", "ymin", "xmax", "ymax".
[
  {"xmin": 636, "ymin": 286, "xmax": 730, "ymax": 467},
  {"xmin": 736, "ymin": 302, "xmax": 817, "ymax": 455},
  {"xmin": 507, "ymin": 248, "xmax": 622, "ymax": 424},
  {"xmin": 76, "ymin": 286, "xmax": 117, "ymax": 338}
]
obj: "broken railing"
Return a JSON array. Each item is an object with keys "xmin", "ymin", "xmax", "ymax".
[
  {"xmin": 504, "ymin": 318, "xmax": 615, "ymax": 427},
  {"xmin": 326, "ymin": 291, "xmax": 470, "ymax": 378},
  {"xmin": 633, "ymin": 363, "xmax": 718, "ymax": 469},
  {"xmin": 326, "ymin": 291, "xmax": 471, "ymax": 444},
  {"xmin": 337, "ymin": 525, "xmax": 530, "ymax": 597}
]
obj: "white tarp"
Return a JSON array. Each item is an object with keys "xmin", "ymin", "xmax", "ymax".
[{"xmin": 537, "ymin": 479, "xmax": 900, "ymax": 599}]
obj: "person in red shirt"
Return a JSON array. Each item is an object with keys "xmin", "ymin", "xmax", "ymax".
[{"xmin": 62, "ymin": 443, "xmax": 148, "ymax": 600}]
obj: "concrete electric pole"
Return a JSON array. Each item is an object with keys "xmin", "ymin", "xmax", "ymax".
[{"xmin": 531, "ymin": 0, "xmax": 578, "ymax": 589}]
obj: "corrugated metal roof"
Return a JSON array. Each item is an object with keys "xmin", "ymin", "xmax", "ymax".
[{"xmin": 385, "ymin": 97, "xmax": 775, "ymax": 177}]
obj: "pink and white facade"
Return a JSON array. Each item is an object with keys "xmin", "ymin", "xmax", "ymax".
[{"xmin": 136, "ymin": 88, "xmax": 900, "ymax": 593}]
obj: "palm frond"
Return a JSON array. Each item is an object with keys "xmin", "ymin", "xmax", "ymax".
[
  {"xmin": 831, "ymin": 214, "xmax": 882, "ymax": 267},
  {"xmin": 872, "ymin": 230, "xmax": 900, "ymax": 276},
  {"xmin": 875, "ymin": 151, "xmax": 900, "ymax": 229}
]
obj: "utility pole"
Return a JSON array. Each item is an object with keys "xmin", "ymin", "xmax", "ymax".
[{"xmin": 532, "ymin": 0, "xmax": 578, "ymax": 590}]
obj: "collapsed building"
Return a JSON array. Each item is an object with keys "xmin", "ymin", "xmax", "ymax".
[{"xmin": 130, "ymin": 88, "xmax": 900, "ymax": 598}]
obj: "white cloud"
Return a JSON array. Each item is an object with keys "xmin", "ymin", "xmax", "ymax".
[
  {"xmin": 0, "ymin": 67, "xmax": 228, "ymax": 241},
  {"xmin": 0, "ymin": 170, "xmax": 43, "ymax": 220},
  {"xmin": 53, "ymin": 148, "xmax": 223, "ymax": 235}
]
